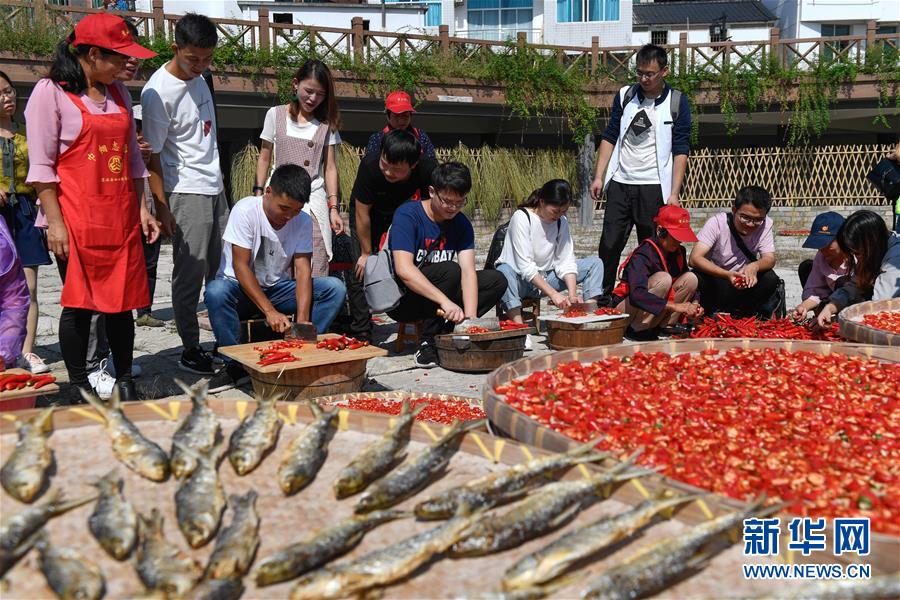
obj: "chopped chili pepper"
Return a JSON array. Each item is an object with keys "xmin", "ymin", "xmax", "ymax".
[
  {"xmin": 495, "ymin": 348, "xmax": 900, "ymax": 535},
  {"xmin": 594, "ymin": 307, "xmax": 622, "ymax": 316},
  {"xmin": 465, "ymin": 326, "xmax": 491, "ymax": 334},
  {"xmin": 499, "ymin": 320, "xmax": 530, "ymax": 331},
  {"xmin": 316, "ymin": 335, "xmax": 369, "ymax": 352},
  {"xmin": 562, "ymin": 309, "xmax": 589, "ymax": 318},
  {"xmin": 329, "ymin": 396, "xmax": 485, "ymax": 425},
  {"xmin": 862, "ymin": 310, "xmax": 900, "ymax": 334}
]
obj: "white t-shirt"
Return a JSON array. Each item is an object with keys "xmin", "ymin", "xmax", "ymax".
[
  {"xmin": 613, "ymin": 97, "xmax": 659, "ymax": 185},
  {"xmin": 260, "ymin": 108, "xmax": 340, "ymax": 191},
  {"xmin": 218, "ymin": 196, "xmax": 313, "ymax": 287},
  {"xmin": 140, "ymin": 64, "xmax": 223, "ymax": 195},
  {"xmin": 496, "ymin": 208, "xmax": 577, "ymax": 282}
]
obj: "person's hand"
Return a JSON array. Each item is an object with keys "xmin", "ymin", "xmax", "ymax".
[
  {"xmin": 589, "ymin": 177, "xmax": 604, "ymax": 201},
  {"xmin": 137, "ymin": 136, "xmax": 151, "ymax": 165},
  {"xmin": 155, "ymin": 204, "xmax": 176, "ymax": 238},
  {"xmin": 354, "ymin": 253, "xmax": 369, "ymax": 281},
  {"xmin": 569, "ymin": 294, "xmax": 583, "ymax": 305},
  {"xmin": 791, "ymin": 305, "xmax": 808, "ymax": 321},
  {"xmin": 887, "ymin": 143, "xmax": 900, "ymax": 162},
  {"xmin": 666, "ymin": 192, "xmax": 681, "ymax": 207},
  {"xmin": 739, "ymin": 263, "xmax": 759, "ymax": 288},
  {"xmin": 265, "ymin": 310, "xmax": 292, "ymax": 333},
  {"xmin": 329, "ymin": 208, "xmax": 345, "ymax": 236},
  {"xmin": 140, "ymin": 208, "xmax": 161, "ymax": 245},
  {"xmin": 693, "ymin": 303, "xmax": 705, "ymax": 320},
  {"xmin": 438, "ymin": 300, "xmax": 465, "ymax": 324},
  {"xmin": 817, "ymin": 303, "xmax": 839, "ymax": 329},
  {"xmin": 671, "ymin": 302, "xmax": 700, "ymax": 317},
  {"xmin": 727, "ymin": 271, "xmax": 746, "ymax": 289},
  {"xmin": 550, "ymin": 292, "xmax": 571, "ymax": 310},
  {"xmin": 0, "ymin": 189, "xmax": 7, "ymax": 207},
  {"xmin": 47, "ymin": 219, "xmax": 69, "ymax": 259}
]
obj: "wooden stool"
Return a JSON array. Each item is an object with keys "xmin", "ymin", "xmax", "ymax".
[
  {"xmin": 521, "ymin": 298, "xmax": 541, "ymax": 331},
  {"xmin": 395, "ymin": 321, "xmax": 423, "ymax": 352}
]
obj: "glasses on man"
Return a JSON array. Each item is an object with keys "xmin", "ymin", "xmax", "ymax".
[
  {"xmin": 635, "ymin": 68, "xmax": 661, "ymax": 80},
  {"xmin": 0, "ymin": 88, "xmax": 16, "ymax": 99},
  {"xmin": 736, "ymin": 213, "xmax": 765, "ymax": 226},
  {"xmin": 435, "ymin": 191, "xmax": 466, "ymax": 211}
]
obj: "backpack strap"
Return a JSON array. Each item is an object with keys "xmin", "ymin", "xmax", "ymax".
[
  {"xmin": 669, "ymin": 88, "xmax": 682, "ymax": 122},
  {"xmin": 621, "ymin": 83, "xmax": 640, "ymax": 107}
]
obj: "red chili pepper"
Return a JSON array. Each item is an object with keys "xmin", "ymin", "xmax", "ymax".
[
  {"xmin": 496, "ymin": 348, "xmax": 900, "ymax": 535},
  {"xmin": 466, "ymin": 326, "xmax": 491, "ymax": 334},
  {"xmin": 328, "ymin": 397, "xmax": 485, "ymax": 425},
  {"xmin": 31, "ymin": 375, "xmax": 57, "ymax": 389},
  {"xmin": 593, "ymin": 307, "xmax": 622, "ymax": 316},
  {"xmin": 862, "ymin": 310, "xmax": 900, "ymax": 334},
  {"xmin": 499, "ymin": 320, "xmax": 530, "ymax": 331},
  {"xmin": 562, "ymin": 309, "xmax": 588, "ymax": 318},
  {"xmin": 687, "ymin": 316, "xmax": 842, "ymax": 341}
]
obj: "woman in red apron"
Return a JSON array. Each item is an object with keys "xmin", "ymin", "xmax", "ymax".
[{"xmin": 24, "ymin": 13, "xmax": 158, "ymax": 403}]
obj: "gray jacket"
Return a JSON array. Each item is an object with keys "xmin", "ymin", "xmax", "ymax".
[{"xmin": 830, "ymin": 233, "xmax": 900, "ymax": 309}]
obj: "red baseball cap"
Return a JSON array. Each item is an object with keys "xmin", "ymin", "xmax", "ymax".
[
  {"xmin": 385, "ymin": 91, "xmax": 415, "ymax": 114},
  {"xmin": 654, "ymin": 204, "xmax": 698, "ymax": 242},
  {"xmin": 71, "ymin": 13, "xmax": 157, "ymax": 59}
]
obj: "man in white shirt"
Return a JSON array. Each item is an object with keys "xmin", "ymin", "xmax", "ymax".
[
  {"xmin": 589, "ymin": 44, "xmax": 692, "ymax": 303},
  {"xmin": 140, "ymin": 13, "xmax": 228, "ymax": 375},
  {"xmin": 204, "ymin": 164, "xmax": 346, "ymax": 386}
]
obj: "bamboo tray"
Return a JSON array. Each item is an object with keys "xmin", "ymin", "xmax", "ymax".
[
  {"xmin": 483, "ymin": 339, "xmax": 900, "ymax": 576},
  {"xmin": 1, "ymin": 398, "xmax": 788, "ymax": 599},
  {"xmin": 838, "ymin": 297, "xmax": 900, "ymax": 347}
]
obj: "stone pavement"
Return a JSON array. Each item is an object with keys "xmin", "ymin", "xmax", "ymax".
[{"xmin": 29, "ymin": 229, "xmax": 808, "ymax": 403}]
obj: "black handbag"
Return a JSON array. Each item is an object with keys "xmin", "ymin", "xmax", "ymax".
[{"xmin": 867, "ymin": 158, "xmax": 900, "ymax": 201}]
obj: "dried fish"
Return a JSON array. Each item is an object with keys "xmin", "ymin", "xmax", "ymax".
[
  {"xmin": 170, "ymin": 379, "xmax": 220, "ymax": 479},
  {"xmin": 204, "ymin": 490, "xmax": 260, "ymax": 580},
  {"xmin": 0, "ymin": 408, "xmax": 54, "ymax": 503},
  {"xmin": 174, "ymin": 443, "xmax": 227, "ymax": 549},
  {"xmin": 135, "ymin": 509, "xmax": 202, "ymax": 596},
  {"xmin": 36, "ymin": 533, "xmax": 106, "ymax": 600},
  {"xmin": 227, "ymin": 395, "xmax": 282, "ymax": 476},
  {"xmin": 89, "ymin": 470, "xmax": 138, "ymax": 560},
  {"xmin": 1, "ymin": 489, "xmax": 95, "ymax": 551},
  {"xmin": 277, "ymin": 401, "xmax": 338, "ymax": 495}
]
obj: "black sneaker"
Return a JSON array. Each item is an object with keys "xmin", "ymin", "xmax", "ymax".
[
  {"xmin": 179, "ymin": 347, "xmax": 219, "ymax": 375},
  {"xmin": 625, "ymin": 327, "xmax": 660, "ymax": 342},
  {"xmin": 208, "ymin": 363, "xmax": 250, "ymax": 393},
  {"xmin": 413, "ymin": 340, "xmax": 439, "ymax": 368}
]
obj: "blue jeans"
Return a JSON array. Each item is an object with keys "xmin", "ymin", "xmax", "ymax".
[
  {"xmin": 205, "ymin": 277, "xmax": 347, "ymax": 359},
  {"xmin": 497, "ymin": 257, "xmax": 604, "ymax": 311}
]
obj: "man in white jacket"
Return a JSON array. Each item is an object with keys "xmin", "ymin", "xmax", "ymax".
[{"xmin": 590, "ymin": 44, "xmax": 692, "ymax": 303}]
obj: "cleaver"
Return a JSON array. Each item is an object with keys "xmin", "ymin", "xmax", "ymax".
[{"xmin": 284, "ymin": 321, "xmax": 318, "ymax": 341}]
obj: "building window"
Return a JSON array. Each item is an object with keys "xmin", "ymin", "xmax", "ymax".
[
  {"xmin": 386, "ymin": 0, "xmax": 443, "ymax": 27},
  {"xmin": 821, "ymin": 23, "xmax": 851, "ymax": 61},
  {"xmin": 651, "ymin": 30, "xmax": 667, "ymax": 46},
  {"xmin": 468, "ymin": 0, "xmax": 533, "ymax": 40},
  {"xmin": 556, "ymin": 0, "xmax": 619, "ymax": 23},
  {"xmin": 273, "ymin": 13, "xmax": 293, "ymax": 24}
]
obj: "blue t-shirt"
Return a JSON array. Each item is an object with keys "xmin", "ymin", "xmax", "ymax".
[{"xmin": 389, "ymin": 201, "xmax": 475, "ymax": 265}]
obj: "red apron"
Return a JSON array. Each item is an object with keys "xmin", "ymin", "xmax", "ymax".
[{"xmin": 57, "ymin": 86, "xmax": 149, "ymax": 313}]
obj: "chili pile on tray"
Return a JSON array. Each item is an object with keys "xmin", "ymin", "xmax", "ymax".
[
  {"xmin": 862, "ymin": 310, "xmax": 900, "ymax": 334},
  {"xmin": 495, "ymin": 348, "xmax": 900, "ymax": 534},
  {"xmin": 689, "ymin": 315, "xmax": 842, "ymax": 341},
  {"xmin": 331, "ymin": 396, "xmax": 486, "ymax": 425}
]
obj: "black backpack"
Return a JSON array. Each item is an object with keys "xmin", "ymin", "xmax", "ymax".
[{"xmin": 483, "ymin": 208, "xmax": 560, "ymax": 270}]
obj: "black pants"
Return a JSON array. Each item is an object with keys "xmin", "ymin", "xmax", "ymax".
[
  {"xmin": 60, "ymin": 308, "xmax": 134, "ymax": 387},
  {"xmin": 798, "ymin": 259, "xmax": 813, "ymax": 289},
  {"xmin": 139, "ymin": 235, "xmax": 162, "ymax": 315},
  {"xmin": 597, "ymin": 180, "xmax": 664, "ymax": 293},
  {"xmin": 387, "ymin": 262, "xmax": 507, "ymax": 341},
  {"xmin": 346, "ymin": 213, "xmax": 390, "ymax": 337},
  {"xmin": 696, "ymin": 269, "xmax": 780, "ymax": 319},
  {"xmin": 57, "ymin": 257, "xmax": 109, "ymax": 367}
]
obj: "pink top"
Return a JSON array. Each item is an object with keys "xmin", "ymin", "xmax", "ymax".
[
  {"xmin": 24, "ymin": 78, "xmax": 147, "ymax": 184},
  {"xmin": 801, "ymin": 250, "xmax": 850, "ymax": 304},
  {"xmin": 696, "ymin": 212, "xmax": 776, "ymax": 272}
]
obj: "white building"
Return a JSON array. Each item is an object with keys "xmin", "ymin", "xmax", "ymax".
[
  {"xmin": 632, "ymin": 0, "xmax": 776, "ymax": 46},
  {"xmin": 760, "ymin": 0, "xmax": 899, "ymax": 39}
]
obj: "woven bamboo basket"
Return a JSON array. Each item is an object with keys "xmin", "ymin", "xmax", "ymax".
[
  {"xmin": 483, "ymin": 338, "xmax": 900, "ymax": 575},
  {"xmin": 838, "ymin": 297, "xmax": 900, "ymax": 347},
  {"xmin": 0, "ymin": 399, "xmax": 794, "ymax": 598}
]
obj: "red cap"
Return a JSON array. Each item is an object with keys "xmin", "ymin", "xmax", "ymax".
[
  {"xmin": 385, "ymin": 91, "xmax": 415, "ymax": 114},
  {"xmin": 71, "ymin": 13, "xmax": 157, "ymax": 59},
  {"xmin": 653, "ymin": 204, "xmax": 698, "ymax": 242}
]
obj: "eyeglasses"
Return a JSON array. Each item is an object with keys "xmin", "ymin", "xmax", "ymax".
[
  {"xmin": 435, "ymin": 191, "xmax": 466, "ymax": 211},
  {"xmin": 0, "ymin": 89, "xmax": 16, "ymax": 99},
  {"xmin": 635, "ymin": 68, "xmax": 662, "ymax": 80},
  {"xmin": 736, "ymin": 213, "xmax": 765, "ymax": 226}
]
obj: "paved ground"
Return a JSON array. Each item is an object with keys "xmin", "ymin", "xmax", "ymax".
[{"xmin": 29, "ymin": 228, "xmax": 809, "ymax": 403}]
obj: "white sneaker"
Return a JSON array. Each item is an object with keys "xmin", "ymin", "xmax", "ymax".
[
  {"xmin": 104, "ymin": 355, "xmax": 142, "ymax": 379},
  {"xmin": 18, "ymin": 352, "xmax": 50, "ymax": 374},
  {"xmin": 88, "ymin": 359, "xmax": 117, "ymax": 400},
  {"xmin": 524, "ymin": 334, "xmax": 534, "ymax": 351}
]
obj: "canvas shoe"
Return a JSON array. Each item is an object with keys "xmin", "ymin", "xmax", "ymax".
[
  {"xmin": 18, "ymin": 352, "xmax": 50, "ymax": 374},
  {"xmin": 88, "ymin": 360, "xmax": 117, "ymax": 400}
]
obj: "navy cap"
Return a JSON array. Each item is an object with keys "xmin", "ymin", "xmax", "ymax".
[{"xmin": 803, "ymin": 211, "xmax": 845, "ymax": 249}]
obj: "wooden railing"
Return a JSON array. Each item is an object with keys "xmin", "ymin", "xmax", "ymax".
[{"xmin": 1, "ymin": 0, "xmax": 896, "ymax": 79}]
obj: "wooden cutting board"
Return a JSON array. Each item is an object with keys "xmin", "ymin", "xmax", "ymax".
[
  {"xmin": 218, "ymin": 333, "xmax": 388, "ymax": 374},
  {"xmin": 0, "ymin": 368, "xmax": 59, "ymax": 403}
]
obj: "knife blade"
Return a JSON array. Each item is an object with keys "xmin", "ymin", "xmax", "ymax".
[{"xmin": 285, "ymin": 321, "xmax": 318, "ymax": 341}]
